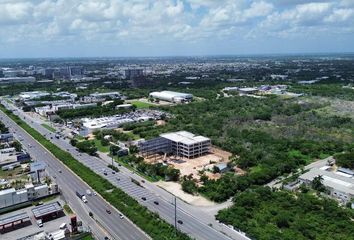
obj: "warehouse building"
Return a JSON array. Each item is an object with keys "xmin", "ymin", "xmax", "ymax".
[
  {"xmin": 149, "ymin": 91, "xmax": 193, "ymax": 103},
  {"xmin": 139, "ymin": 131, "xmax": 211, "ymax": 159},
  {"xmin": 299, "ymin": 166, "xmax": 354, "ymax": 204}
]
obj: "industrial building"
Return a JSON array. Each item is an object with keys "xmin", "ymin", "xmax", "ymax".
[
  {"xmin": 32, "ymin": 202, "xmax": 63, "ymax": 220},
  {"xmin": 0, "ymin": 212, "xmax": 30, "ymax": 233},
  {"xmin": 80, "ymin": 110, "xmax": 166, "ymax": 135},
  {"xmin": 139, "ymin": 131, "xmax": 211, "ymax": 159},
  {"xmin": 299, "ymin": 165, "xmax": 354, "ymax": 203},
  {"xmin": 89, "ymin": 91, "xmax": 122, "ymax": 100},
  {"xmin": 0, "ymin": 77, "xmax": 35, "ymax": 85},
  {"xmin": 0, "ymin": 183, "xmax": 58, "ymax": 209},
  {"xmin": 149, "ymin": 91, "xmax": 193, "ymax": 103},
  {"xmin": 35, "ymin": 103, "xmax": 97, "ymax": 117},
  {"xmin": 19, "ymin": 91, "xmax": 50, "ymax": 100},
  {"xmin": 81, "ymin": 116, "xmax": 135, "ymax": 133}
]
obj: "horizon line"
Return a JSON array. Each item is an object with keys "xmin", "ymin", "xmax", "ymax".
[{"xmin": 1, "ymin": 51, "xmax": 354, "ymax": 60}]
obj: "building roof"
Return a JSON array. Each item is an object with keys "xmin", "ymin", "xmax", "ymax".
[
  {"xmin": 299, "ymin": 167, "xmax": 354, "ymax": 195},
  {"xmin": 32, "ymin": 202, "xmax": 63, "ymax": 218},
  {"xmin": 0, "ymin": 188, "xmax": 16, "ymax": 196},
  {"xmin": 337, "ymin": 168, "xmax": 354, "ymax": 176},
  {"xmin": 239, "ymin": 87, "xmax": 258, "ymax": 92},
  {"xmin": 160, "ymin": 131, "xmax": 210, "ymax": 145},
  {"xmin": 0, "ymin": 212, "xmax": 30, "ymax": 226},
  {"xmin": 150, "ymin": 91, "xmax": 193, "ymax": 99}
]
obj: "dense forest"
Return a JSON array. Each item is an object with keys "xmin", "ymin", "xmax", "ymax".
[
  {"xmin": 129, "ymin": 95, "xmax": 354, "ymax": 202},
  {"xmin": 217, "ymin": 187, "xmax": 354, "ymax": 240}
]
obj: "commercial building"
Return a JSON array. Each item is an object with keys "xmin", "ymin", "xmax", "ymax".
[
  {"xmin": 80, "ymin": 110, "xmax": 166, "ymax": 135},
  {"xmin": 32, "ymin": 202, "xmax": 63, "ymax": 220},
  {"xmin": 0, "ymin": 188, "xmax": 28, "ymax": 208},
  {"xmin": 125, "ymin": 69, "xmax": 144, "ymax": 80},
  {"xmin": 0, "ymin": 183, "xmax": 58, "ymax": 209},
  {"xmin": 0, "ymin": 77, "xmax": 35, "ymax": 85},
  {"xmin": 0, "ymin": 212, "xmax": 30, "ymax": 233},
  {"xmin": 35, "ymin": 103, "xmax": 96, "ymax": 117},
  {"xmin": 238, "ymin": 87, "xmax": 258, "ymax": 95},
  {"xmin": 89, "ymin": 91, "xmax": 122, "ymax": 100},
  {"xmin": 299, "ymin": 166, "xmax": 354, "ymax": 203},
  {"xmin": 149, "ymin": 91, "xmax": 193, "ymax": 103},
  {"xmin": 19, "ymin": 91, "xmax": 50, "ymax": 100},
  {"xmin": 139, "ymin": 131, "xmax": 211, "ymax": 159},
  {"xmin": 0, "ymin": 133, "xmax": 14, "ymax": 144}
]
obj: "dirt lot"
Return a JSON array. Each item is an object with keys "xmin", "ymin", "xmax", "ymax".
[
  {"xmin": 155, "ymin": 181, "xmax": 216, "ymax": 206},
  {"xmin": 144, "ymin": 146, "xmax": 232, "ymax": 180}
]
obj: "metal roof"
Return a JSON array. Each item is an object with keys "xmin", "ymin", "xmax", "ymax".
[
  {"xmin": 32, "ymin": 202, "xmax": 63, "ymax": 218},
  {"xmin": 299, "ymin": 168, "xmax": 354, "ymax": 195},
  {"xmin": 160, "ymin": 131, "xmax": 210, "ymax": 145},
  {"xmin": 0, "ymin": 212, "xmax": 30, "ymax": 226}
]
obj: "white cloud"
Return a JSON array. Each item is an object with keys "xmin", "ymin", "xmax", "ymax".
[{"xmin": 0, "ymin": 0, "xmax": 353, "ymax": 53}]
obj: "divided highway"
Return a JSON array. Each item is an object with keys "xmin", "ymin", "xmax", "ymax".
[
  {"xmin": 0, "ymin": 105, "xmax": 149, "ymax": 240},
  {"xmin": 1, "ymin": 99, "xmax": 250, "ymax": 240}
]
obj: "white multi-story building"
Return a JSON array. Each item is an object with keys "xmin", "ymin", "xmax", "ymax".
[{"xmin": 139, "ymin": 131, "xmax": 211, "ymax": 159}]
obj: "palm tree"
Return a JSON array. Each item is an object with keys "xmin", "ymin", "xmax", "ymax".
[{"xmin": 312, "ymin": 175, "xmax": 325, "ymax": 192}]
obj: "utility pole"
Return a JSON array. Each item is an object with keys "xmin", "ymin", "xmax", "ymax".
[{"xmin": 174, "ymin": 196, "xmax": 177, "ymax": 236}]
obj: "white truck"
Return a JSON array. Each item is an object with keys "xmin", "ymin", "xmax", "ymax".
[{"xmin": 76, "ymin": 191, "xmax": 87, "ymax": 203}]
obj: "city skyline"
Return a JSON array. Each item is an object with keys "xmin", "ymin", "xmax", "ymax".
[{"xmin": 1, "ymin": 0, "xmax": 354, "ymax": 58}]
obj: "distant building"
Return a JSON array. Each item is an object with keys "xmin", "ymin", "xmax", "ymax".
[
  {"xmin": 270, "ymin": 74, "xmax": 288, "ymax": 80},
  {"xmin": 69, "ymin": 66, "xmax": 84, "ymax": 77},
  {"xmin": 238, "ymin": 87, "xmax": 258, "ymax": 94},
  {"xmin": 0, "ymin": 77, "xmax": 35, "ymax": 85},
  {"xmin": 223, "ymin": 87, "xmax": 239, "ymax": 92},
  {"xmin": 125, "ymin": 69, "xmax": 144, "ymax": 80},
  {"xmin": 89, "ymin": 91, "xmax": 122, "ymax": 100},
  {"xmin": 149, "ymin": 91, "xmax": 193, "ymax": 103},
  {"xmin": 298, "ymin": 80, "xmax": 319, "ymax": 84},
  {"xmin": 19, "ymin": 91, "xmax": 50, "ymax": 100}
]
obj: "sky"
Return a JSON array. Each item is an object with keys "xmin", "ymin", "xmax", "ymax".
[{"xmin": 0, "ymin": 0, "xmax": 354, "ymax": 58}]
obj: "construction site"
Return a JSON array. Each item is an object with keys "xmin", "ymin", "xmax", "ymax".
[{"xmin": 138, "ymin": 131, "xmax": 232, "ymax": 181}]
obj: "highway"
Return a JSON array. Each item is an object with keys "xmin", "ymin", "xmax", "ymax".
[
  {"xmin": 1, "ymin": 99, "xmax": 250, "ymax": 240},
  {"xmin": 0, "ymin": 103, "xmax": 149, "ymax": 240}
]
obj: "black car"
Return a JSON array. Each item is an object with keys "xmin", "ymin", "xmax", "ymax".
[
  {"xmin": 112, "ymin": 171, "xmax": 116, "ymax": 174},
  {"xmin": 104, "ymin": 237, "xmax": 109, "ymax": 240},
  {"xmin": 153, "ymin": 201, "xmax": 159, "ymax": 205},
  {"xmin": 177, "ymin": 220, "xmax": 183, "ymax": 224},
  {"xmin": 106, "ymin": 209, "xmax": 111, "ymax": 214},
  {"xmin": 141, "ymin": 197, "xmax": 147, "ymax": 201}
]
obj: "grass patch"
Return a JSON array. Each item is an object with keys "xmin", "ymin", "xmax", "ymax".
[
  {"xmin": 113, "ymin": 156, "xmax": 160, "ymax": 182},
  {"xmin": 0, "ymin": 105, "xmax": 190, "ymax": 240},
  {"xmin": 124, "ymin": 131, "xmax": 140, "ymax": 140},
  {"xmin": 41, "ymin": 123, "xmax": 56, "ymax": 133},
  {"xmin": 131, "ymin": 100, "xmax": 154, "ymax": 109},
  {"xmin": 92, "ymin": 139, "xmax": 110, "ymax": 153},
  {"xmin": 63, "ymin": 204, "xmax": 74, "ymax": 215}
]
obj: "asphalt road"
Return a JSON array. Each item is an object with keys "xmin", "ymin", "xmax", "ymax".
[
  {"xmin": 0, "ymin": 104, "xmax": 149, "ymax": 240},
  {"xmin": 1, "ymin": 99, "xmax": 250, "ymax": 240}
]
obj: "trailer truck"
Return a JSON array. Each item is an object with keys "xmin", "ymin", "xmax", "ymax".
[{"xmin": 76, "ymin": 191, "xmax": 87, "ymax": 203}]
